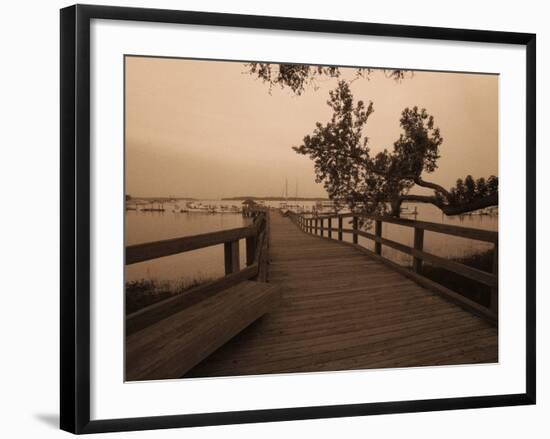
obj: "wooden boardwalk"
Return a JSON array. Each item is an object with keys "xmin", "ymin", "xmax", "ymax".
[{"xmin": 186, "ymin": 211, "xmax": 498, "ymax": 378}]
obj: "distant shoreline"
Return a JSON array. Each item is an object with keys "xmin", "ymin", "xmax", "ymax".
[
  {"xmin": 221, "ymin": 196, "xmax": 329, "ymax": 201},
  {"xmin": 126, "ymin": 196, "xmax": 330, "ymax": 202}
]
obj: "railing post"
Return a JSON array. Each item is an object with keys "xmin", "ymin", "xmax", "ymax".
[
  {"xmin": 375, "ymin": 220, "xmax": 382, "ymax": 255},
  {"xmin": 491, "ymin": 242, "xmax": 499, "ymax": 315},
  {"xmin": 320, "ymin": 218, "xmax": 324, "ymax": 237},
  {"xmin": 266, "ymin": 210, "xmax": 271, "ymax": 250},
  {"xmin": 315, "ymin": 218, "xmax": 318, "ymax": 235},
  {"xmin": 338, "ymin": 216, "xmax": 343, "ymax": 241},
  {"xmin": 328, "ymin": 217, "xmax": 332, "ymax": 239},
  {"xmin": 352, "ymin": 216, "xmax": 358, "ymax": 244},
  {"xmin": 224, "ymin": 240, "xmax": 240, "ymax": 274},
  {"xmin": 245, "ymin": 235, "xmax": 256, "ymax": 266},
  {"xmin": 412, "ymin": 227, "xmax": 424, "ymax": 273}
]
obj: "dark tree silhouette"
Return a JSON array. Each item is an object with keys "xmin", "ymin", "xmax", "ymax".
[
  {"xmin": 246, "ymin": 63, "xmax": 408, "ymax": 95},
  {"xmin": 293, "ymin": 81, "xmax": 498, "ymax": 217}
]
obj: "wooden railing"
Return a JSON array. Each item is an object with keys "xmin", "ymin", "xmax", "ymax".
[
  {"xmin": 125, "ymin": 209, "xmax": 270, "ymax": 334},
  {"xmin": 288, "ymin": 210, "xmax": 498, "ymax": 323}
]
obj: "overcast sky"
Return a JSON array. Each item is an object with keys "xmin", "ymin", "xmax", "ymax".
[{"xmin": 125, "ymin": 56, "xmax": 498, "ymax": 199}]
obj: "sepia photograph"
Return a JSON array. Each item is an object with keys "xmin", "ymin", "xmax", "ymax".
[{"xmin": 124, "ymin": 55, "xmax": 499, "ymax": 382}]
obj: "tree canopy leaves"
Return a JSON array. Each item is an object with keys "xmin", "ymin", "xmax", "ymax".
[
  {"xmin": 246, "ymin": 63, "xmax": 408, "ymax": 95},
  {"xmin": 293, "ymin": 81, "xmax": 498, "ymax": 217}
]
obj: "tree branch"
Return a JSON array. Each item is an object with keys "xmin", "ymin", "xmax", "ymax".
[
  {"xmin": 399, "ymin": 193, "xmax": 498, "ymax": 216},
  {"xmin": 412, "ymin": 177, "xmax": 450, "ymax": 198}
]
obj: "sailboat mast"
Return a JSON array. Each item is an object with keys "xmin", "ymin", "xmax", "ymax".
[{"xmin": 285, "ymin": 177, "xmax": 288, "ymax": 202}]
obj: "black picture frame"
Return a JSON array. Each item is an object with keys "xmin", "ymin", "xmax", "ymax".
[{"xmin": 60, "ymin": 4, "xmax": 536, "ymax": 434}]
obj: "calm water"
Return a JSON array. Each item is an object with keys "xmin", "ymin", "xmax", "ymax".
[
  {"xmin": 125, "ymin": 203, "xmax": 250, "ymax": 286},
  {"xmin": 125, "ymin": 200, "xmax": 497, "ymax": 287},
  {"xmin": 343, "ymin": 204, "xmax": 497, "ymax": 266}
]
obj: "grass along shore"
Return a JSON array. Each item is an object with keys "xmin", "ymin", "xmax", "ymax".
[
  {"xmin": 125, "ymin": 250, "xmax": 495, "ymax": 314},
  {"xmin": 419, "ymin": 249, "xmax": 494, "ymax": 307},
  {"xmin": 125, "ymin": 276, "xmax": 212, "ymax": 314}
]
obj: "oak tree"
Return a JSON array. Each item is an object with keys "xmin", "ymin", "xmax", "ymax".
[
  {"xmin": 246, "ymin": 62, "xmax": 408, "ymax": 95},
  {"xmin": 293, "ymin": 81, "xmax": 498, "ymax": 217}
]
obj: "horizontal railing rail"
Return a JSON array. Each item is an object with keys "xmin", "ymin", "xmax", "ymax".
[
  {"xmin": 125, "ymin": 209, "xmax": 270, "ymax": 334},
  {"xmin": 288, "ymin": 210, "xmax": 498, "ymax": 322},
  {"xmin": 303, "ymin": 212, "xmax": 498, "ymax": 243},
  {"xmin": 126, "ymin": 226, "xmax": 256, "ymax": 265}
]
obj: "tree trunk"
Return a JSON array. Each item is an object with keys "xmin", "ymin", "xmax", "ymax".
[
  {"xmin": 390, "ymin": 198, "xmax": 403, "ymax": 217},
  {"xmin": 399, "ymin": 192, "xmax": 498, "ymax": 216}
]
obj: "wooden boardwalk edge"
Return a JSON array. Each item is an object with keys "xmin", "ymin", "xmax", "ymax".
[
  {"xmin": 296, "ymin": 220, "xmax": 498, "ymax": 326},
  {"xmin": 183, "ymin": 211, "xmax": 497, "ymax": 378},
  {"xmin": 300, "ymin": 231, "xmax": 498, "ymax": 326},
  {"xmin": 126, "ymin": 280, "xmax": 281, "ymax": 381}
]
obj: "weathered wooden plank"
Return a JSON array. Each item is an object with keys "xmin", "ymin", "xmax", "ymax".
[
  {"xmin": 374, "ymin": 219, "xmax": 382, "ymax": 255},
  {"xmin": 252, "ymin": 213, "xmax": 266, "ymax": 231},
  {"xmin": 285, "ymin": 329, "xmax": 498, "ymax": 373},
  {"xmin": 126, "ymin": 281, "xmax": 280, "ymax": 381},
  {"xmin": 307, "ymin": 226, "xmax": 497, "ymax": 288},
  {"xmin": 204, "ymin": 308, "xmax": 479, "ymax": 361},
  {"xmin": 413, "ymin": 227, "xmax": 424, "ymax": 273},
  {"xmin": 184, "ymin": 211, "xmax": 498, "ymax": 378},
  {"xmin": 224, "ymin": 240, "xmax": 240, "ymax": 274},
  {"xmin": 188, "ymin": 313, "xmax": 492, "ymax": 376},
  {"xmin": 245, "ymin": 235, "xmax": 256, "ymax": 266},
  {"xmin": 311, "ymin": 212, "xmax": 498, "ymax": 243},
  {"xmin": 257, "ymin": 229, "xmax": 269, "ymax": 282},
  {"xmin": 343, "ymin": 242, "xmax": 497, "ymax": 323},
  {"xmin": 126, "ymin": 226, "xmax": 255, "ymax": 265},
  {"xmin": 364, "ymin": 331, "xmax": 498, "ymax": 369},
  {"xmin": 221, "ymin": 302, "xmax": 471, "ymax": 348},
  {"xmin": 126, "ymin": 264, "xmax": 259, "ymax": 335},
  {"xmin": 413, "ymin": 246, "xmax": 497, "ymax": 287},
  {"xmin": 372, "ymin": 215, "xmax": 498, "ymax": 242}
]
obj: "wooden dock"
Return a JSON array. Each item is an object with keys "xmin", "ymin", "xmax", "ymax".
[{"xmin": 185, "ymin": 211, "xmax": 497, "ymax": 378}]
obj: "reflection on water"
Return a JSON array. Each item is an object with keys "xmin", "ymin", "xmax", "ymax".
[
  {"xmin": 125, "ymin": 200, "xmax": 497, "ymax": 286},
  {"xmin": 126, "ymin": 207, "xmax": 250, "ymax": 246},
  {"xmin": 344, "ymin": 203, "xmax": 497, "ymax": 267},
  {"xmin": 125, "ymin": 207, "xmax": 250, "ymax": 285}
]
